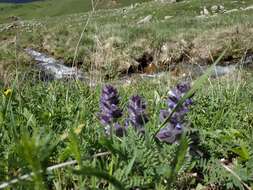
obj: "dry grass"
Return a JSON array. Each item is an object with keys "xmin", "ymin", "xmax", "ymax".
[{"xmin": 1, "ymin": 0, "xmax": 253, "ymax": 82}]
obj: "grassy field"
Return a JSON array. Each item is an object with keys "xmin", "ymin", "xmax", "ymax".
[
  {"xmin": 0, "ymin": 0, "xmax": 253, "ymax": 189},
  {"xmin": 0, "ymin": 69, "xmax": 253, "ymax": 189},
  {"xmin": 0, "ymin": 0, "xmax": 151, "ymax": 23}
]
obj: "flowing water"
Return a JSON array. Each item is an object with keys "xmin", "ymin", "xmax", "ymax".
[{"xmin": 25, "ymin": 48, "xmax": 246, "ymax": 88}]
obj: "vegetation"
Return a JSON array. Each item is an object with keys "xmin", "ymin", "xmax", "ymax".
[
  {"xmin": 0, "ymin": 0, "xmax": 151, "ymax": 23},
  {"xmin": 1, "ymin": 0, "xmax": 253, "ymax": 81},
  {"xmin": 0, "ymin": 68, "xmax": 253, "ymax": 189},
  {"xmin": 0, "ymin": 0, "xmax": 253, "ymax": 189}
]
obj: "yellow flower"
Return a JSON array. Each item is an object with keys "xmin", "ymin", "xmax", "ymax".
[
  {"xmin": 3, "ymin": 88, "xmax": 12, "ymax": 97},
  {"xmin": 60, "ymin": 124, "xmax": 85, "ymax": 141}
]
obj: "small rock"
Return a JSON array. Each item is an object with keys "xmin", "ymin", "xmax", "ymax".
[
  {"xmin": 203, "ymin": 6, "xmax": 210, "ymax": 15},
  {"xmin": 224, "ymin": 9, "xmax": 238, "ymax": 14},
  {"xmin": 196, "ymin": 15, "xmax": 207, "ymax": 19},
  {"xmin": 219, "ymin": 5, "xmax": 225, "ymax": 11},
  {"xmin": 211, "ymin": 5, "xmax": 218, "ymax": 13},
  {"xmin": 164, "ymin": 15, "xmax": 173, "ymax": 20},
  {"xmin": 137, "ymin": 15, "xmax": 152, "ymax": 24},
  {"xmin": 244, "ymin": 5, "xmax": 253, "ymax": 10},
  {"xmin": 25, "ymin": 49, "xmax": 85, "ymax": 81},
  {"xmin": 161, "ymin": 44, "xmax": 169, "ymax": 53}
]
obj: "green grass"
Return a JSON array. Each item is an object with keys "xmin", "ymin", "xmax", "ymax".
[
  {"xmin": 0, "ymin": 0, "xmax": 151, "ymax": 23},
  {"xmin": 0, "ymin": 70, "xmax": 252, "ymax": 189},
  {"xmin": 0, "ymin": 1, "xmax": 253, "ymax": 189}
]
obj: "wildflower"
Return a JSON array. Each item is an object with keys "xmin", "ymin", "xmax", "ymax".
[
  {"xmin": 3, "ymin": 88, "xmax": 12, "ymax": 97},
  {"xmin": 99, "ymin": 85, "xmax": 124, "ymax": 136},
  {"xmin": 126, "ymin": 95, "xmax": 149, "ymax": 133},
  {"xmin": 156, "ymin": 82, "xmax": 193, "ymax": 144},
  {"xmin": 99, "ymin": 85, "xmax": 122, "ymax": 125},
  {"xmin": 156, "ymin": 123, "xmax": 184, "ymax": 144}
]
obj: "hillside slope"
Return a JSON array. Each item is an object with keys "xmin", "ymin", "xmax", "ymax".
[
  {"xmin": 1, "ymin": 0, "xmax": 253, "ymax": 80},
  {"xmin": 0, "ymin": 0, "xmax": 150, "ymax": 23}
]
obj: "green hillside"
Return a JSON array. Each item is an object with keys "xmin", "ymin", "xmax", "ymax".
[{"xmin": 0, "ymin": 0, "xmax": 150, "ymax": 23}]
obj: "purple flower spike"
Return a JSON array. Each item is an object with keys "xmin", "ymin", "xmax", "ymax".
[
  {"xmin": 99, "ymin": 85, "xmax": 123, "ymax": 137},
  {"xmin": 100, "ymin": 114, "xmax": 111, "ymax": 125},
  {"xmin": 99, "ymin": 85, "xmax": 122, "ymax": 123},
  {"xmin": 101, "ymin": 85, "xmax": 120, "ymax": 105},
  {"xmin": 127, "ymin": 95, "xmax": 149, "ymax": 132},
  {"xmin": 156, "ymin": 82, "xmax": 193, "ymax": 144}
]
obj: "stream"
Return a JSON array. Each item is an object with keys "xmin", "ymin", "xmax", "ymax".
[{"xmin": 25, "ymin": 48, "xmax": 251, "ymax": 86}]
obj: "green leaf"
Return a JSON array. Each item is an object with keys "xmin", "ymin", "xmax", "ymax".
[
  {"xmin": 167, "ymin": 133, "xmax": 190, "ymax": 187},
  {"xmin": 23, "ymin": 108, "xmax": 37, "ymax": 127},
  {"xmin": 99, "ymin": 137, "xmax": 126, "ymax": 159},
  {"xmin": 74, "ymin": 167, "xmax": 126, "ymax": 190},
  {"xmin": 231, "ymin": 145, "xmax": 250, "ymax": 161},
  {"xmin": 125, "ymin": 151, "xmax": 136, "ymax": 177},
  {"xmin": 68, "ymin": 129, "xmax": 82, "ymax": 166}
]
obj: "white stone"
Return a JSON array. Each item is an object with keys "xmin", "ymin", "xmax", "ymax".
[
  {"xmin": 224, "ymin": 9, "xmax": 238, "ymax": 14},
  {"xmin": 211, "ymin": 5, "xmax": 218, "ymax": 12},
  {"xmin": 164, "ymin": 15, "xmax": 173, "ymax": 20},
  {"xmin": 203, "ymin": 6, "xmax": 210, "ymax": 15},
  {"xmin": 137, "ymin": 15, "xmax": 152, "ymax": 24},
  {"xmin": 219, "ymin": 5, "xmax": 225, "ymax": 11},
  {"xmin": 25, "ymin": 48, "xmax": 84, "ymax": 80},
  {"xmin": 244, "ymin": 5, "xmax": 253, "ymax": 10}
]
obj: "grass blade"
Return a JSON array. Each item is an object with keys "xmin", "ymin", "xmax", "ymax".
[{"xmin": 74, "ymin": 167, "xmax": 126, "ymax": 190}]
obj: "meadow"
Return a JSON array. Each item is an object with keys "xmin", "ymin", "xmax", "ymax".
[{"xmin": 0, "ymin": 0, "xmax": 253, "ymax": 189}]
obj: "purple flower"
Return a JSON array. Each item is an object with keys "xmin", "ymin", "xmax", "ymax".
[
  {"xmin": 100, "ymin": 85, "xmax": 120, "ymax": 105},
  {"xmin": 176, "ymin": 82, "xmax": 190, "ymax": 93},
  {"xmin": 126, "ymin": 95, "xmax": 149, "ymax": 133},
  {"xmin": 99, "ymin": 85, "xmax": 122, "ymax": 121},
  {"xmin": 99, "ymin": 85, "xmax": 123, "ymax": 136},
  {"xmin": 156, "ymin": 82, "xmax": 193, "ymax": 144},
  {"xmin": 156, "ymin": 123, "xmax": 184, "ymax": 144}
]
